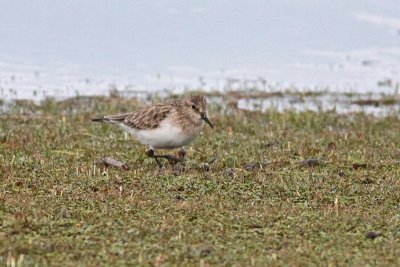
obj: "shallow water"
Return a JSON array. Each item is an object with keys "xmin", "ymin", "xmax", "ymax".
[
  {"xmin": 232, "ymin": 93, "xmax": 400, "ymax": 116},
  {"xmin": 107, "ymin": 90, "xmax": 400, "ymax": 117},
  {"xmin": 1, "ymin": 0, "xmax": 400, "ymax": 101}
]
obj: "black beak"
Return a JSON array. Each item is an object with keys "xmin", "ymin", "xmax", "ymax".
[{"xmin": 201, "ymin": 114, "xmax": 214, "ymax": 129}]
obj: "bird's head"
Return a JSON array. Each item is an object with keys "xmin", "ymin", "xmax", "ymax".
[{"xmin": 183, "ymin": 95, "xmax": 213, "ymax": 129}]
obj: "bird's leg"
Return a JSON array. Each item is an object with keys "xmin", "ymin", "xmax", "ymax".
[
  {"xmin": 145, "ymin": 148, "xmax": 162, "ymax": 169},
  {"xmin": 145, "ymin": 148, "xmax": 177, "ymax": 168},
  {"xmin": 146, "ymin": 148, "xmax": 186, "ymax": 168}
]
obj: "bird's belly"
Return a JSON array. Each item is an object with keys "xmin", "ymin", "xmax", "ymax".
[{"xmin": 122, "ymin": 120, "xmax": 202, "ymax": 149}]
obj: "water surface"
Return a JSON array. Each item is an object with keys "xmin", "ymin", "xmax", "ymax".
[{"xmin": 1, "ymin": 0, "xmax": 399, "ymax": 100}]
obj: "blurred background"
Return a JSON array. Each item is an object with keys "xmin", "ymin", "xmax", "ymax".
[{"xmin": 0, "ymin": 0, "xmax": 399, "ymax": 101}]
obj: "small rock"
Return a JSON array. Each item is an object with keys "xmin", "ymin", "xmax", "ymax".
[
  {"xmin": 192, "ymin": 244, "xmax": 213, "ymax": 257},
  {"xmin": 199, "ymin": 246, "xmax": 213, "ymax": 257},
  {"xmin": 244, "ymin": 161, "xmax": 269, "ymax": 171},
  {"xmin": 300, "ymin": 159, "xmax": 320, "ymax": 167},
  {"xmin": 244, "ymin": 163, "xmax": 257, "ymax": 172},
  {"xmin": 224, "ymin": 168, "xmax": 235, "ymax": 177},
  {"xmin": 200, "ymin": 163, "xmax": 210, "ymax": 172},
  {"xmin": 366, "ymin": 231, "xmax": 382, "ymax": 239},
  {"xmin": 101, "ymin": 157, "xmax": 130, "ymax": 170}
]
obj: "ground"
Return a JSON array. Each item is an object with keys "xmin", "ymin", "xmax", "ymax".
[{"xmin": 1, "ymin": 94, "xmax": 400, "ymax": 266}]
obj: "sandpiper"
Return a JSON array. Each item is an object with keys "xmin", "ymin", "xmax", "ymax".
[{"xmin": 92, "ymin": 95, "xmax": 213, "ymax": 168}]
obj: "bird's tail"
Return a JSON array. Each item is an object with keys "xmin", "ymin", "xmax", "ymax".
[
  {"xmin": 91, "ymin": 113, "xmax": 130, "ymax": 124},
  {"xmin": 91, "ymin": 117, "xmax": 107, "ymax": 123}
]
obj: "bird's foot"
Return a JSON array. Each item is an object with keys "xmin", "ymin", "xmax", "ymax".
[
  {"xmin": 145, "ymin": 149, "xmax": 163, "ymax": 169},
  {"xmin": 145, "ymin": 148, "xmax": 186, "ymax": 169}
]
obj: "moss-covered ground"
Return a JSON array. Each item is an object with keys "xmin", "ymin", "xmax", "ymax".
[{"xmin": 1, "ymin": 94, "xmax": 400, "ymax": 266}]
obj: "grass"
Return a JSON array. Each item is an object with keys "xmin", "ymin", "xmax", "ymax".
[{"xmin": 1, "ymin": 94, "xmax": 400, "ymax": 266}]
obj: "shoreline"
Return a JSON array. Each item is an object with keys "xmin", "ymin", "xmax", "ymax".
[{"xmin": 1, "ymin": 89, "xmax": 399, "ymax": 117}]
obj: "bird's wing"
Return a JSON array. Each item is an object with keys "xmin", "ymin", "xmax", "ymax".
[{"xmin": 122, "ymin": 103, "xmax": 173, "ymax": 130}]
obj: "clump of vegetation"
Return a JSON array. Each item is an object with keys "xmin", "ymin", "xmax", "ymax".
[
  {"xmin": 1, "ymin": 95, "xmax": 400, "ymax": 266},
  {"xmin": 352, "ymin": 96, "xmax": 399, "ymax": 106}
]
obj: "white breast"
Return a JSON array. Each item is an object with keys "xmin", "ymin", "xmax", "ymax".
[{"xmin": 119, "ymin": 117, "xmax": 203, "ymax": 149}]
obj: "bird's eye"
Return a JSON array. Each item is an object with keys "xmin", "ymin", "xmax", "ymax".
[{"xmin": 192, "ymin": 105, "xmax": 197, "ymax": 110}]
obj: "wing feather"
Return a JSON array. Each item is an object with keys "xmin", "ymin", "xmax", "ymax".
[{"xmin": 122, "ymin": 103, "xmax": 173, "ymax": 130}]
